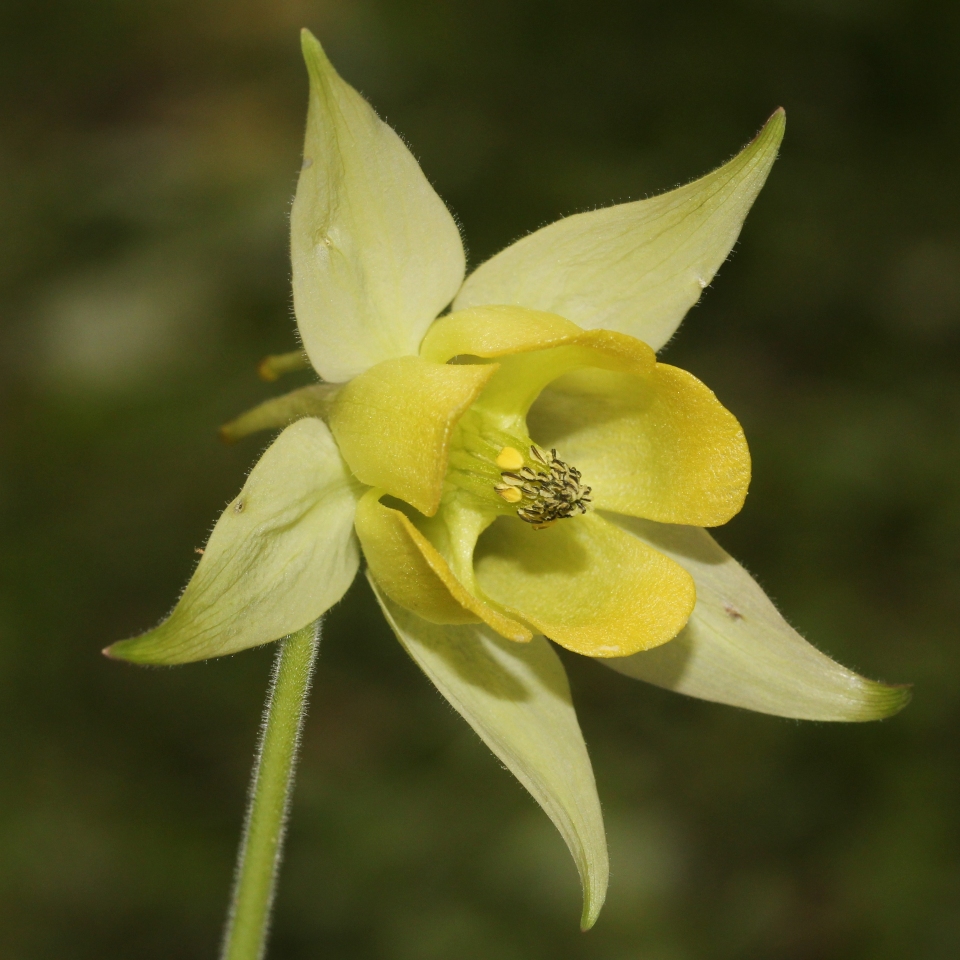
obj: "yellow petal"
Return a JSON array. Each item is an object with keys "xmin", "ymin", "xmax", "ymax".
[
  {"xmin": 474, "ymin": 513, "xmax": 695, "ymax": 657},
  {"xmin": 454, "ymin": 110, "xmax": 784, "ymax": 351},
  {"xmin": 420, "ymin": 305, "xmax": 584, "ymax": 362},
  {"xmin": 422, "ymin": 307, "xmax": 654, "ymax": 378},
  {"xmin": 421, "ymin": 305, "xmax": 656, "ymax": 435},
  {"xmin": 292, "ymin": 30, "xmax": 465, "ymax": 382},
  {"xmin": 604, "ymin": 517, "xmax": 911, "ymax": 721},
  {"xmin": 329, "ymin": 356, "xmax": 497, "ymax": 516},
  {"xmin": 355, "ymin": 489, "xmax": 532, "ymax": 642},
  {"xmin": 373, "ymin": 581, "xmax": 608, "ymax": 929},
  {"xmin": 473, "ymin": 328, "xmax": 658, "ymax": 429},
  {"xmin": 106, "ymin": 419, "xmax": 361, "ymax": 665},
  {"xmin": 529, "ymin": 363, "xmax": 750, "ymax": 526}
]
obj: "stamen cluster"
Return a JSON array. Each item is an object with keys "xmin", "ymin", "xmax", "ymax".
[{"xmin": 495, "ymin": 445, "xmax": 592, "ymax": 528}]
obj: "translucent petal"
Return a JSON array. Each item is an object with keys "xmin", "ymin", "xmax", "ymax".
[
  {"xmin": 372, "ymin": 580, "xmax": 608, "ymax": 930},
  {"xmin": 329, "ymin": 356, "xmax": 497, "ymax": 516},
  {"xmin": 474, "ymin": 513, "xmax": 695, "ymax": 657},
  {"xmin": 106, "ymin": 419, "xmax": 361, "ymax": 665},
  {"xmin": 603, "ymin": 516, "xmax": 911, "ymax": 720},
  {"xmin": 454, "ymin": 110, "xmax": 785, "ymax": 351},
  {"xmin": 291, "ymin": 30, "xmax": 465, "ymax": 382},
  {"xmin": 356, "ymin": 489, "xmax": 532, "ymax": 642},
  {"xmin": 528, "ymin": 364, "xmax": 750, "ymax": 526}
]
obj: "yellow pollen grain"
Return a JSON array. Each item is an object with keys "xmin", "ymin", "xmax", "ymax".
[
  {"xmin": 495, "ymin": 446, "xmax": 525, "ymax": 470},
  {"xmin": 498, "ymin": 486, "xmax": 523, "ymax": 503}
]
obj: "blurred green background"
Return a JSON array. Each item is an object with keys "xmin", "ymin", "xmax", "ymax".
[{"xmin": 2, "ymin": 1, "xmax": 958, "ymax": 957}]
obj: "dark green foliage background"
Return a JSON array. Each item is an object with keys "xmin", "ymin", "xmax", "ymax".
[{"xmin": 1, "ymin": 1, "xmax": 958, "ymax": 957}]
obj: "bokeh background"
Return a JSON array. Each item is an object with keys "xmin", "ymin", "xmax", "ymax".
[{"xmin": 2, "ymin": 1, "xmax": 958, "ymax": 957}]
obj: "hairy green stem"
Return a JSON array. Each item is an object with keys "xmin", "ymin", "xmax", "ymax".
[{"xmin": 220, "ymin": 621, "xmax": 320, "ymax": 960}]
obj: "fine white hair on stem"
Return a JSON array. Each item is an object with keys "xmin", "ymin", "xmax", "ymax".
[{"xmin": 220, "ymin": 619, "xmax": 321, "ymax": 960}]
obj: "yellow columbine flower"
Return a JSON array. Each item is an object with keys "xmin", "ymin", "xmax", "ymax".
[{"xmin": 107, "ymin": 30, "xmax": 909, "ymax": 930}]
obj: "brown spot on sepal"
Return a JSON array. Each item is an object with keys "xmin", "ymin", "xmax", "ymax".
[{"xmin": 723, "ymin": 602, "xmax": 744, "ymax": 621}]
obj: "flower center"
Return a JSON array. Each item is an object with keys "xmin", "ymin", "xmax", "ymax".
[
  {"xmin": 445, "ymin": 408, "xmax": 591, "ymax": 528},
  {"xmin": 494, "ymin": 445, "xmax": 592, "ymax": 527}
]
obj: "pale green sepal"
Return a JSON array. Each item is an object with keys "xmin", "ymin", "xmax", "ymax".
[
  {"xmin": 454, "ymin": 110, "xmax": 785, "ymax": 352},
  {"xmin": 372, "ymin": 578, "xmax": 609, "ymax": 930},
  {"xmin": 292, "ymin": 30, "xmax": 466, "ymax": 383},
  {"xmin": 219, "ymin": 384, "xmax": 340, "ymax": 443},
  {"xmin": 106, "ymin": 419, "xmax": 361, "ymax": 665},
  {"xmin": 604, "ymin": 515, "xmax": 911, "ymax": 721}
]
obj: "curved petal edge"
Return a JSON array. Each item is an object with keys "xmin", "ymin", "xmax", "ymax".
[
  {"xmin": 475, "ymin": 513, "xmax": 696, "ymax": 657},
  {"xmin": 528, "ymin": 363, "xmax": 750, "ymax": 526},
  {"xmin": 355, "ymin": 489, "xmax": 532, "ymax": 642}
]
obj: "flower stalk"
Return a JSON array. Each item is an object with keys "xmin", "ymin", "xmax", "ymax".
[{"xmin": 220, "ymin": 621, "xmax": 320, "ymax": 960}]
